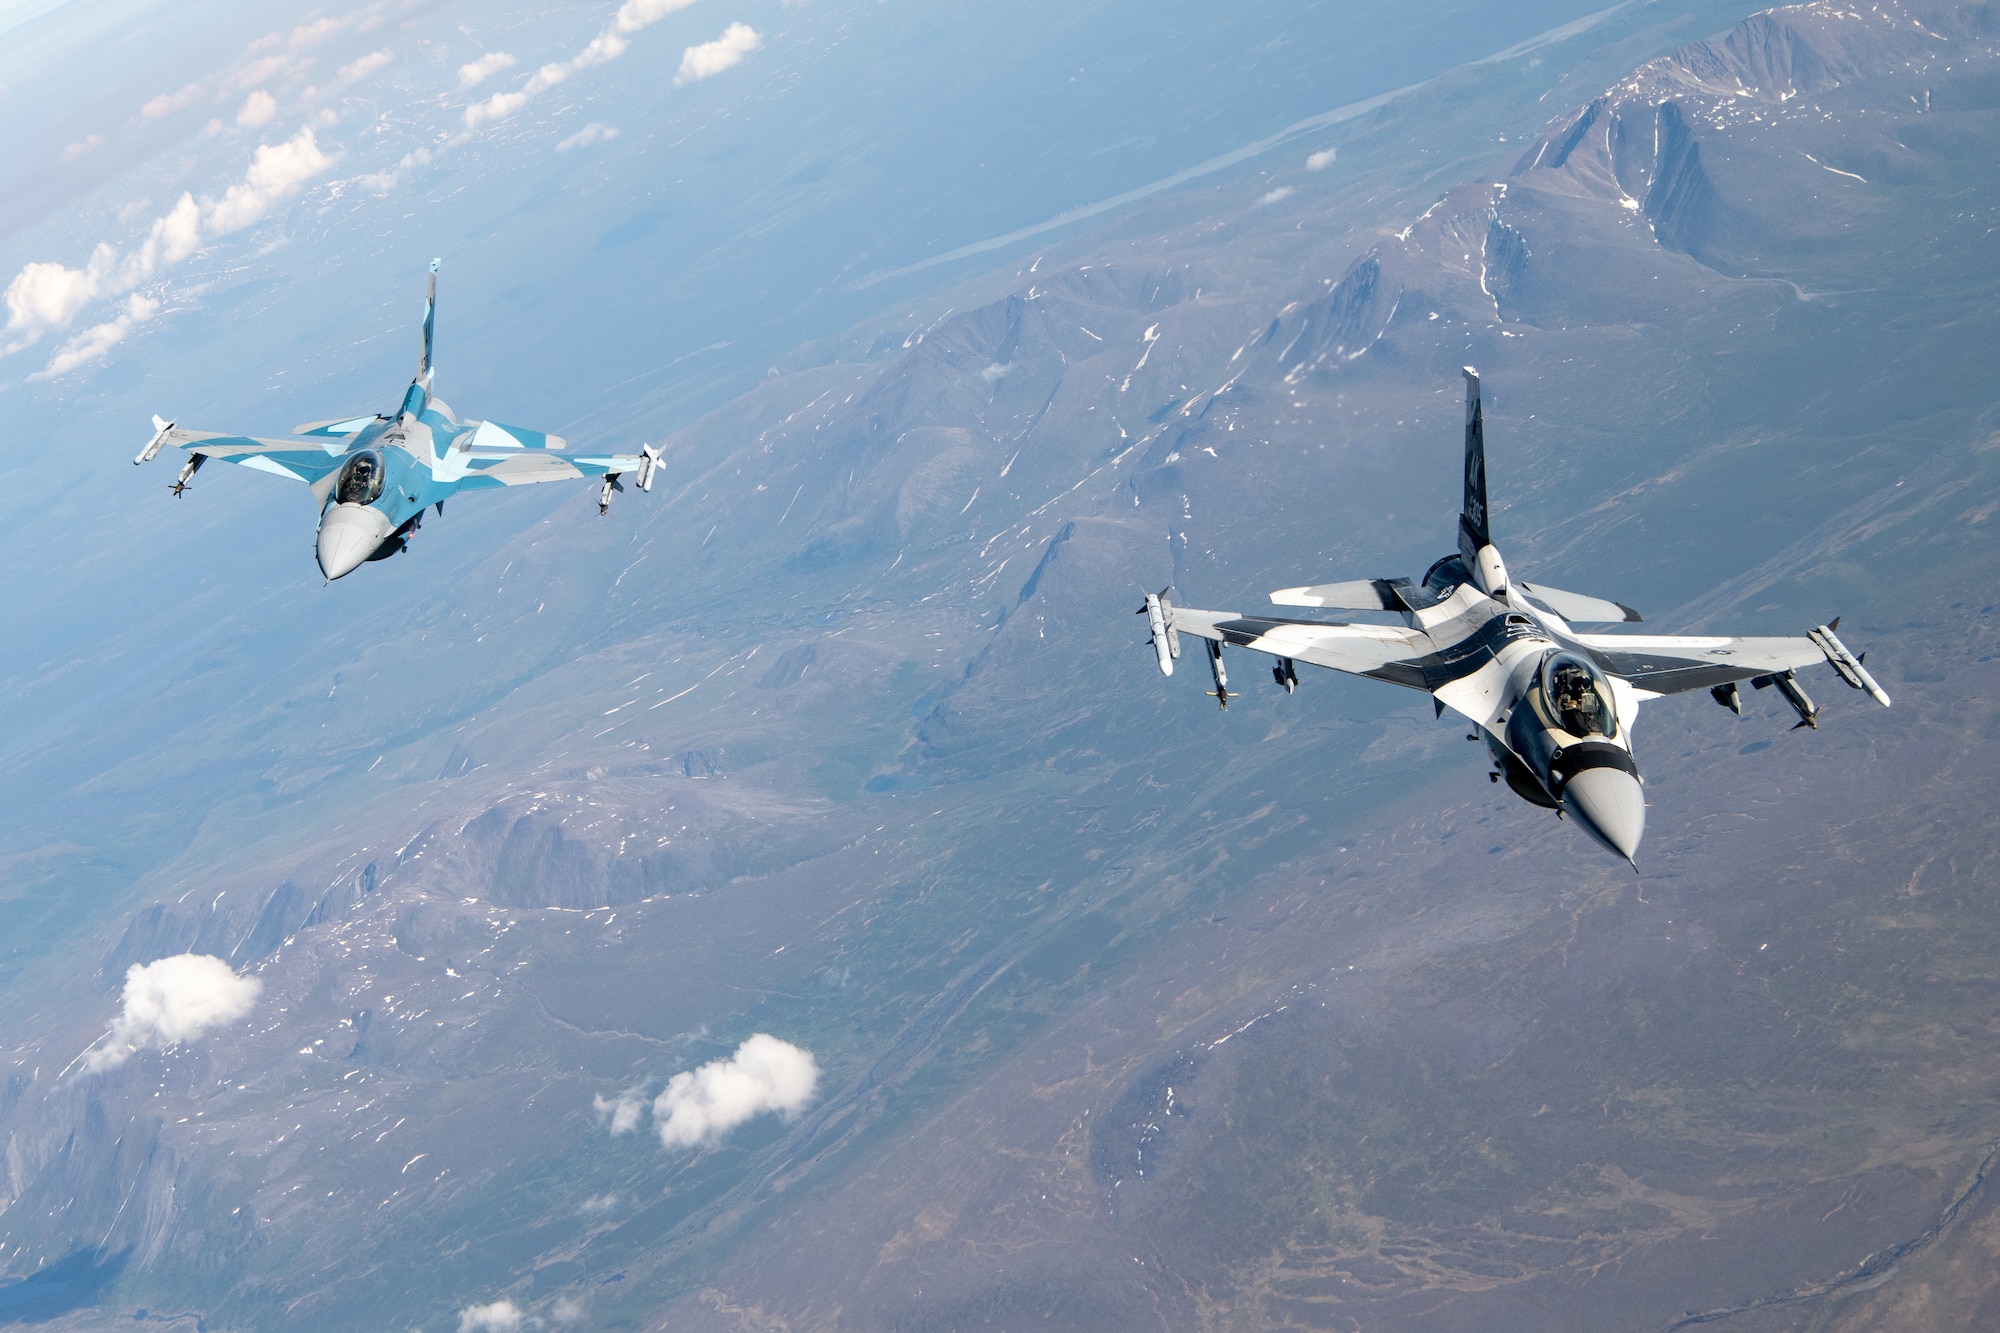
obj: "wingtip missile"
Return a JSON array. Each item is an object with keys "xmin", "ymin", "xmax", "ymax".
[
  {"xmin": 136, "ymin": 415, "xmax": 174, "ymax": 465},
  {"xmin": 1810, "ymin": 623, "xmax": 1891, "ymax": 707},
  {"xmin": 1143, "ymin": 592, "xmax": 1173, "ymax": 676}
]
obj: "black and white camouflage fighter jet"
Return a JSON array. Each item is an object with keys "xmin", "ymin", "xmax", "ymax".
[{"xmin": 1136, "ymin": 368, "xmax": 1890, "ymax": 864}]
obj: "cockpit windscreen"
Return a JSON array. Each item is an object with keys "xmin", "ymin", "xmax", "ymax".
[
  {"xmin": 335, "ymin": 451, "xmax": 385, "ymax": 505},
  {"xmin": 1542, "ymin": 653, "xmax": 1618, "ymax": 739}
]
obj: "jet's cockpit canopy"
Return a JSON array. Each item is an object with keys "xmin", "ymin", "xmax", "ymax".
[
  {"xmin": 335, "ymin": 450, "xmax": 385, "ymax": 505},
  {"xmin": 1542, "ymin": 652, "xmax": 1618, "ymax": 739}
]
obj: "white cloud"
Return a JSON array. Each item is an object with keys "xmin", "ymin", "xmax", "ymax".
[
  {"xmin": 1, "ymin": 125, "xmax": 318, "ymax": 360},
  {"xmin": 457, "ymin": 52, "xmax": 518, "ymax": 90},
  {"xmin": 616, "ymin": 0, "xmax": 701, "ymax": 34},
  {"xmin": 204, "ymin": 126, "xmax": 336, "ymax": 235},
  {"xmin": 140, "ymin": 82, "xmax": 203, "ymax": 120},
  {"xmin": 60, "ymin": 134, "xmax": 104, "ymax": 163},
  {"xmin": 577, "ymin": 1193, "xmax": 619, "ymax": 1215},
  {"xmin": 464, "ymin": 49, "xmax": 603, "ymax": 129},
  {"xmin": 356, "ymin": 144, "xmax": 434, "ymax": 194},
  {"xmin": 256, "ymin": 17, "xmax": 344, "ymax": 53},
  {"xmin": 33, "ymin": 294, "xmax": 160, "ymax": 380},
  {"xmin": 557, "ymin": 122, "xmax": 620, "ymax": 152},
  {"xmin": 289, "ymin": 17, "xmax": 343, "ymax": 48},
  {"xmin": 460, "ymin": 1, "xmax": 723, "ymax": 132},
  {"xmin": 236, "ymin": 90, "xmax": 278, "ymax": 129},
  {"xmin": 675, "ymin": 23, "xmax": 762, "ymax": 86},
  {"xmin": 131, "ymin": 193, "xmax": 204, "ymax": 277},
  {"xmin": 593, "ymin": 1085, "xmax": 647, "ymax": 1133},
  {"xmin": 456, "ymin": 1300, "xmax": 523, "ymax": 1333},
  {"xmin": 463, "ymin": 34, "xmax": 627, "ymax": 130},
  {"xmin": 299, "ymin": 70, "xmax": 349, "ymax": 105},
  {"xmin": 574, "ymin": 32, "xmax": 632, "ymax": 68},
  {"xmin": 6, "ymin": 79, "xmax": 340, "ymax": 367},
  {"xmin": 3, "ymin": 248, "xmax": 114, "ymax": 349},
  {"xmin": 1257, "ymin": 186, "xmax": 1295, "ymax": 206},
  {"xmin": 337, "ymin": 50, "xmax": 393, "ymax": 85},
  {"xmin": 2, "ymin": 212, "xmax": 189, "ymax": 351},
  {"xmin": 464, "ymin": 89, "xmax": 531, "ymax": 130},
  {"xmin": 1306, "ymin": 147, "xmax": 1337, "ymax": 171},
  {"xmin": 229, "ymin": 54, "xmax": 304, "ymax": 94},
  {"xmin": 550, "ymin": 1295, "xmax": 587, "ymax": 1324},
  {"xmin": 652, "ymin": 1034, "xmax": 818, "ymax": 1148},
  {"xmin": 83, "ymin": 953, "xmax": 261, "ymax": 1072}
]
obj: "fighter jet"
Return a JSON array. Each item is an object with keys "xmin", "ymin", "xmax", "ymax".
[
  {"xmin": 1135, "ymin": 368, "xmax": 1890, "ymax": 863},
  {"xmin": 134, "ymin": 260, "xmax": 659, "ymax": 580}
]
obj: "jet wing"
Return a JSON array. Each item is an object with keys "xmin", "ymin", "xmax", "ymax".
[
  {"xmin": 161, "ymin": 426, "xmax": 348, "ymax": 483},
  {"xmin": 1576, "ymin": 634, "xmax": 1827, "ymax": 697},
  {"xmin": 1517, "ymin": 582, "xmax": 1642, "ymax": 624},
  {"xmin": 454, "ymin": 450, "xmax": 646, "ymax": 489},
  {"xmin": 1170, "ymin": 608, "xmax": 1433, "ymax": 689}
]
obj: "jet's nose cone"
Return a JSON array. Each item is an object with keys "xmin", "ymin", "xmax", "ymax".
[
  {"xmin": 316, "ymin": 503, "xmax": 392, "ymax": 581},
  {"xmin": 1563, "ymin": 766, "xmax": 1647, "ymax": 864}
]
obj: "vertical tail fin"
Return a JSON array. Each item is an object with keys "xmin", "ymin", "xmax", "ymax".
[
  {"xmin": 1456, "ymin": 366, "xmax": 1490, "ymax": 569},
  {"xmin": 417, "ymin": 258, "xmax": 440, "ymax": 385}
]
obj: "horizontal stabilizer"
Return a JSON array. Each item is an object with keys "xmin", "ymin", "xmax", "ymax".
[
  {"xmin": 1268, "ymin": 578, "xmax": 1404, "ymax": 611},
  {"xmin": 294, "ymin": 416, "xmax": 379, "ymax": 438},
  {"xmin": 1517, "ymin": 581, "xmax": 1641, "ymax": 624}
]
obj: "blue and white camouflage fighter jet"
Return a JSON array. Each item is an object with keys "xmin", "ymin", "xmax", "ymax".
[
  {"xmin": 135, "ymin": 260, "xmax": 659, "ymax": 580},
  {"xmin": 1136, "ymin": 368, "xmax": 1891, "ymax": 864}
]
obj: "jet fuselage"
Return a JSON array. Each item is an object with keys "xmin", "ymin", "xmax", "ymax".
[
  {"xmin": 1373, "ymin": 551, "xmax": 1647, "ymax": 861},
  {"xmin": 312, "ymin": 384, "xmax": 471, "ymax": 579}
]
